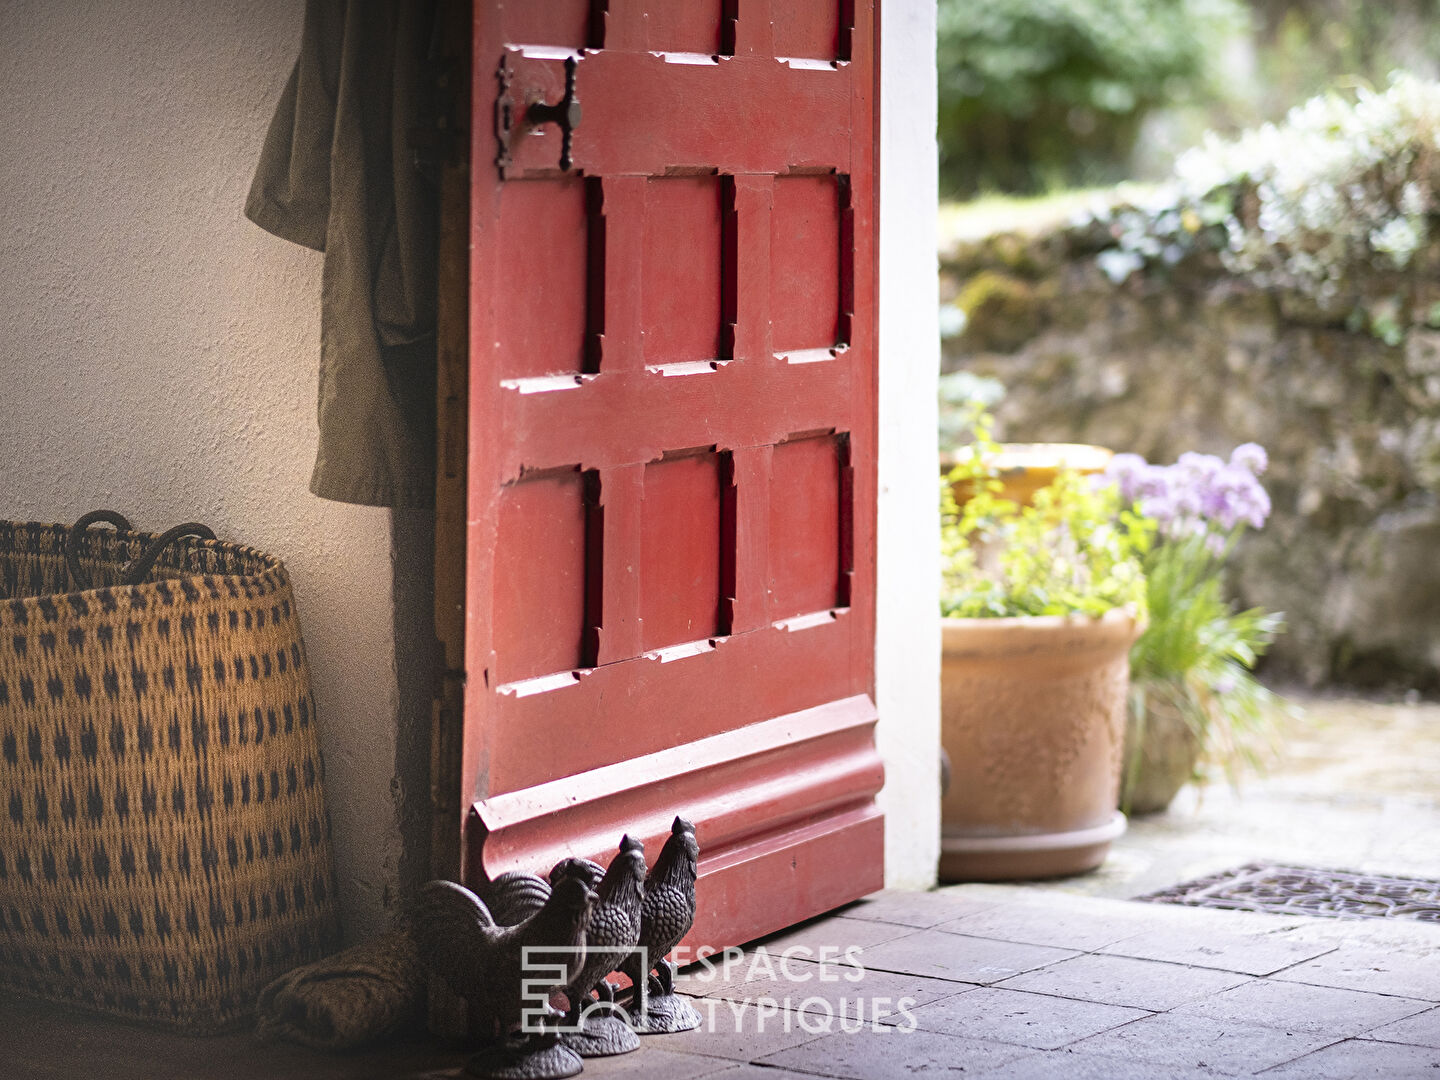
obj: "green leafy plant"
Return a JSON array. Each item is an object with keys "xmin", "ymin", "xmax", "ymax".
[
  {"xmin": 940, "ymin": 412, "xmax": 1151, "ymax": 618},
  {"xmin": 939, "ymin": 427, "xmax": 1293, "ymax": 799},
  {"xmin": 1128, "ymin": 536, "xmax": 1288, "ymax": 785}
]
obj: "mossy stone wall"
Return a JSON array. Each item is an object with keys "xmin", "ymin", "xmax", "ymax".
[{"xmin": 943, "ymin": 228, "xmax": 1440, "ymax": 690}]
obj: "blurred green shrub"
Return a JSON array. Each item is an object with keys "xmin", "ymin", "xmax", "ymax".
[
  {"xmin": 937, "ymin": 0, "xmax": 1244, "ymax": 196},
  {"xmin": 1245, "ymin": 0, "xmax": 1440, "ymax": 125}
]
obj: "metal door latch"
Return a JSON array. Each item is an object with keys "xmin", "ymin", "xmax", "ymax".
[{"xmin": 495, "ymin": 55, "xmax": 582, "ymax": 177}]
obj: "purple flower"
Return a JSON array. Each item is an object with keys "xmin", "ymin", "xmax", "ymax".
[
  {"xmin": 1114, "ymin": 445, "xmax": 1273, "ymax": 539},
  {"xmin": 1138, "ymin": 492, "xmax": 1174, "ymax": 527},
  {"xmin": 1104, "ymin": 453, "xmax": 1149, "ymax": 502},
  {"xmin": 1230, "ymin": 442, "xmax": 1268, "ymax": 476},
  {"xmin": 1244, "ymin": 483, "xmax": 1272, "ymax": 529},
  {"xmin": 1177, "ymin": 451, "xmax": 1226, "ymax": 486},
  {"xmin": 1134, "ymin": 464, "xmax": 1174, "ymax": 501},
  {"xmin": 1202, "ymin": 464, "xmax": 1272, "ymax": 530},
  {"xmin": 1171, "ymin": 483, "xmax": 1203, "ymax": 519}
]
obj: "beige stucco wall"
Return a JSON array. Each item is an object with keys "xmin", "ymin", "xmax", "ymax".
[{"xmin": 0, "ymin": 0, "xmax": 401, "ymax": 941}]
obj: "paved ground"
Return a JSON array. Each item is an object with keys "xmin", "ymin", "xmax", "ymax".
[
  {"xmin": 1037, "ymin": 693, "xmax": 1440, "ymax": 901},
  {"xmin": 5, "ymin": 693, "xmax": 1437, "ymax": 1078},
  {"xmin": 6, "ymin": 885, "xmax": 1439, "ymax": 1078},
  {"xmin": 654, "ymin": 886, "xmax": 1440, "ymax": 1079}
]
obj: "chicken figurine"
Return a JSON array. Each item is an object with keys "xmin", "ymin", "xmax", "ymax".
[
  {"xmin": 621, "ymin": 816, "xmax": 702, "ymax": 1034},
  {"xmin": 478, "ymin": 870, "xmax": 555, "ymax": 927},
  {"xmin": 548, "ymin": 856, "xmax": 604, "ymax": 891},
  {"xmin": 411, "ymin": 876, "xmax": 594, "ymax": 1080},
  {"xmin": 553, "ymin": 837, "xmax": 647, "ymax": 1057}
]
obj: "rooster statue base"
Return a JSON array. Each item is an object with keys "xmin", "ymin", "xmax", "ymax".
[
  {"xmin": 621, "ymin": 817, "xmax": 704, "ymax": 1035},
  {"xmin": 463, "ymin": 1034, "xmax": 584, "ymax": 1080}
]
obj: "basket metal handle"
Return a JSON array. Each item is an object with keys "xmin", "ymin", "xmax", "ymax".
[
  {"xmin": 64, "ymin": 511, "xmax": 217, "ymax": 590},
  {"xmin": 64, "ymin": 509, "xmax": 133, "ymax": 591},
  {"xmin": 120, "ymin": 523, "xmax": 217, "ymax": 587}
]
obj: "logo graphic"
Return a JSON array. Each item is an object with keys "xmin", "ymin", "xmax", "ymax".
[{"xmin": 519, "ymin": 945, "xmax": 651, "ymax": 1033}]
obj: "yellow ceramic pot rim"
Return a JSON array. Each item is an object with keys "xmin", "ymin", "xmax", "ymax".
[{"xmin": 987, "ymin": 443, "xmax": 1114, "ymax": 473}]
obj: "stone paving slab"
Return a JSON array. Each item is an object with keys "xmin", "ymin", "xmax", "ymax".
[
  {"xmin": 671, "ymin": 965, "xmax": 758, "ymax": 999},
  {"xmin": 709, "ymin": 963, "xmax": 967, "ymax": 1020},
  {"xmin": 858, "ymin": 928, "xmax": 1078, "ymax": 984},
  {"xmin": 970, "ymin": 1048, "xmax": 1233, "ymax": 1079},
  {"xmin": 674, "ymin": 914, "xmax": 915, "ymax": 1000},
  {"xmin": 660, "ymin": 881, "xmax": 1440, "ymax": 1077},
  {"xmin": 1261, "ymin": 1037, "xmax": 1440, "ymax": 1077},
  {"xmin": 1360, "ymin": 1004, "xmax": 1440, "ymax": 1048},
  {"xmin": 578, "ymin": 1047, "xmax": 742, "ymax": 1079},
  {"xmin": 755, "ymin": 1027, "xmax": 1035, "ymax": 1079},
  {"xmin": 931, "ymin": 899, "xmax": 1167, "ymax": 951},
  {"xmin": 836, "ymin": 888, "xmax": 1000, "ymax": 929},
  {"xmin": 1269, "ymin": 942, "xmax": 1440, "ymax": 1000},
  {"xmin": 995, "ymin": 952, "xmax": 1253, "ymax": 1010},
  {"xmin": 890, "ymin": 985, "xmax": 1150, "ymax": 1049},
  {"xmin": 663, "ymin": 882, "xmax": 1440, "ymax": 1077},
  {"xmin": 744, "ymin": 908, "xmax": 917, "ymax": 956},
  {"xmin": 1066, "ymin": 1012, "xmax": 1337, "ymax": 1074},
  {"xmin": 1096, "ymin": 922, "xmax": 1338, "ymax": 975},
  {"xmin": 942, "ymin": 881, "xmax": 1279, "ymax": 925},
  {"xmin": 1168, "ymin": 978, "xmax": 1433, "ymax": 1037},
  {"xmin": 663, "ymin": 1000, "xmax": 824, "ymax": 1062},
  {"xmin": 695, "ymin": 1066, "xmax": 835, "ymax": 1080},
  {"xmin": 8, "ymin": 879, "xmax": 1440, "ymax": 1079}
]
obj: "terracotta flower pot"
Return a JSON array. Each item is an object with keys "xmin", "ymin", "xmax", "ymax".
[
  {"xmin": 940, "ymin": 609, "xmax": 1143, "ymax": 881},
  {"xmin": 1120, "ymin": 688, "xmax": 1202, "ymax": 815}
]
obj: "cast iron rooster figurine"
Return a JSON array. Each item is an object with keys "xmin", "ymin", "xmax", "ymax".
[
  {"xmin": 411, "ymin": 875, "xmax": 594, "ymax": 1080},
  {"xmin": 621, "ymin": 816, "xmax": 702, "ymax": 1033},
  {"xmin": 477, "ymin": 870, "xmax": 555, "ymax": 927},
  {"xmin": 410, "ymin": 820, "xmax": 701, "ymax": 1075},
  {"xmin": 553, "ymin": 837, "xmax": 647, "ymax": 1056}
]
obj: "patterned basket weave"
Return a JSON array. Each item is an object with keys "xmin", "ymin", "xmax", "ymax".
[{"xmin": 0, "ymin": 519, "xmax": 340, "ymax": 1031}]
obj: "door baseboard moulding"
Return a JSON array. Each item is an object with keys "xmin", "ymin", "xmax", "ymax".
[{"xmin": 465, "ymin": 694, "xmax": 885, "ymax": 951}]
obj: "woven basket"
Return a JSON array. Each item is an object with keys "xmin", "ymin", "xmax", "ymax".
[{"xmin": 0, "ymin": 516, "xmax": 340, "ymax": 1031}]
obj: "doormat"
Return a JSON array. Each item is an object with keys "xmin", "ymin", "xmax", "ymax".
[{"xmin": 1137, "ymin": 863, "xmax": 1440, "ymax": 923}]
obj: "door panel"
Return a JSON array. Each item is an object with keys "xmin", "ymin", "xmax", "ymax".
[
  {"xmin": 639, "ymin": 450, "xmax": 723, "ymax": 651},
  {"xmin": 495, "ymin": 180, "xmax": 590, "ymax": 378},
  {"xmin": 501, "ymin": 2, "xmax": 593, "ymax": 49},
  {"xmin": 465, "ymin": 0, "xmax": 881, "ymax": 952},
  {"xmin": 646, "ymin": 3, "xmax": 724, "ymax": 55},
  {"xmin": 641, "ymin": 177, "xmax": 724, "ymax": 365},
  {"xmin": 771, "ymin": 1, "xmax": 844, "ymax": 61},
  {"xmin": 768, "ymin": 434, "xmax": 844, "ymax": 620},
  {"xmin": 771, "ymin": 173, "xmax": 842, "ymax": 353},
  {"xmin": 491, "ymin": 471, "xmax": 591, "ymax": 683}
]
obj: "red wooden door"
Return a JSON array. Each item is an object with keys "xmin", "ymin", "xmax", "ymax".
[{"xmin": 463, "ymin": 0, "xmax": 882, "ymax": 951}]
